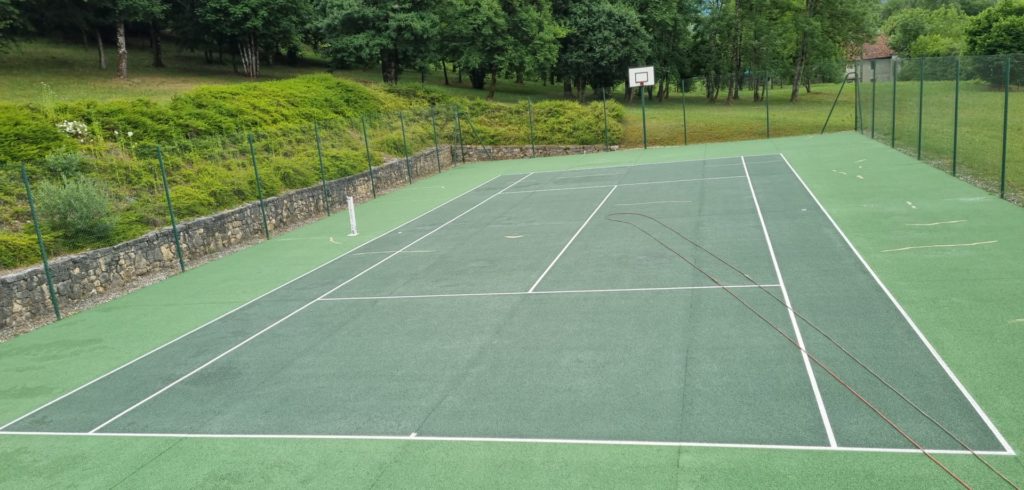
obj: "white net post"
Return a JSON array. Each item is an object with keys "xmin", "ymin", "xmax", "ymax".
[{"xmin": 346, "ymin": 195, "xmax": 358, "ymax": 236}]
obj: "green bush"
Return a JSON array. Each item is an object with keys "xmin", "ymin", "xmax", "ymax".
[
  {"xmin": 0, "ymin": 232, "xmax": 39, "ymax": 269},
  {"xmin": 34, "ymin": 175, "xmax": 115, "ymax": 247},
  {"xmin": 0, "ymin": 105, "xmax": 65, "ymax": 165},
  {"xmin": 42, "ymin": 151, "xmax": 88, "ymax": 179}
]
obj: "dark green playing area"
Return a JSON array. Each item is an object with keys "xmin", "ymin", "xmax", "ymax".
[{"xmin": 0, "ymin": 154, "xmax": 1011, "ymax": 456}]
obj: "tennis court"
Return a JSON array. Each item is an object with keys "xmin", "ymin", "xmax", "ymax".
[{"xmin": 0, "ymin": 153, "xmax": 1011, "ymax": 457}]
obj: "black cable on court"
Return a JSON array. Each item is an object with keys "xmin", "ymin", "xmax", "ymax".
[{"xmin": 606, "ymin": 212, "xmax": 1019, "ymax": 490}]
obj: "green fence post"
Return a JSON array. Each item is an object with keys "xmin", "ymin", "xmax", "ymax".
[
  {"xmin": 361, "ymin": 117, "xmax": 377, "ymax": 198},
  {"xmin": 764, "ymin": 73, "xmax": 771, "ymax": 139},
  {"xmin": 600, "ymin": 89, "xmax": 610, "ymax": 150},
  {"xmin": 953, "ymin": 57, "xmax": 960, "ymax": 176},
  {"xmin": 528, "ymin": 98, "xmax": 538, "ymax": 157},
  {"xmin": 399, "ymin": 112, "xmax": 413, "ymax": 184},
  {"xmin": 157, "ymin": 146, "xmax": 186, "ymax": 272},
  {"xmin": 1000, "ymin": 55, "xmax": 1010, "ymax": 199},
  {"xmin": 429, "ymin": 106, "xmax": 442, "ymax": 173},
  {"xmin": 21, "ymin": 164, "xmax": 61, "ymax": 320},
  {"xmin": 681, "ymin": 80, "xmax": 689, "ymax": 145},
  {"xmin": 314, "ymin": 120, "xmax": 331, "ymax": 216},
  {"xmin": 454, "ymin": 107, "xmax": 466, "ymax": 164},
  {"xmin": 854, "ymin": 64, "xmax": 861, "ymax": 133},
  {"xmin": 871, "ymin": 60, "xmax": 877, "ymax": 139},
  {"xmin": 640, "ymin": 85, "xmax": 648, "ymax": 149},
  {"xmin": 917, "ymin": 59, "xmax": 924, "ymax": 160},
  {"xmin": 247, "ymin": 133, "xmax": 271, "ymax": 240},
  {"xmin": 891, "ymin": 58, "xmax": 897, "ymax": 148}
]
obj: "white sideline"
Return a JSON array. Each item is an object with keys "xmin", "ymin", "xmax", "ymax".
[
  {"xmin": 777, "ymin": 153, "xmax": 1014, "ymax": 455},
  {"xmin": 518, "ymin": 154, "xmax": 753, "ymax": 176},
  {"xmin": 741, "ymin": 156, "xmax": 838, "ymax": 448},
  {"xmin": 318, "ymin": 284, "xmax": 781, "ymax": 302},
  {"xmin": 0, "ymin": 430, "xmax": 1013, "ymax": 456},
  {"xmin": 502, "ymin": 175, "xmax": 744, "ymax": 195},
  {"xmin": 528, "ymin": 186, "xmax": 618, "ymax": 292},
  {"xmin": 0, "ymin": 175, "xmax": 507, "ymax": 432},
  {"xmin": 86, "ymin": 173, "xmax": 535, "ymax": 434}
]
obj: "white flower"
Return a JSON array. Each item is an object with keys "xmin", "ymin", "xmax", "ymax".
[
  {"xmin": 114, "ymin": 130, "xmax": 119, "ymax": 135},
  {"xmin": 127, "ymin": 131, "xmax": 134, "ymax": 138}
]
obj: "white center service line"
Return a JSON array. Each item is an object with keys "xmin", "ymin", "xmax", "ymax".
[
  {"xmin": 86, "ymin": 173, "xmax": 533, "ymax": 434},
  {"xmin": 528, "ymin": 186, "xmax": 618, "ymax": 293},
  {"xmin": 741, "ymin": 156, "xmax": 837, "ymax": 448}
]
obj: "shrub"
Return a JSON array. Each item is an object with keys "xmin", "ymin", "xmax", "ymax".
[
  {"xmin": 34, "ymin": 175, "xmax": 115, "ymax": 246},
  {"xmin": 0, "ymin": 105, "xmax": 65, "ymax": 165},
  {"xmin": 0, "ymin": 232, "xmax": 39, "ymax": 269},
  {"xmin": 42, "ymin": 151, "xmax": 88, "ymax": 179}
]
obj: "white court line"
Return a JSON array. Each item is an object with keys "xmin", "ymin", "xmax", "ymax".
[
  {"xmin": 0, "ymin": 430, "xmax": 1012, "ymax": 456},
  {"xmin": 0, "ymin": 175, "xmax": 508, "ymax": 433},
  {"xmin": 907, "ymin": 220, "xmax": 967, "ymax": 226},
  {"xmin": 518, "ymin": 155, "xmax": 743, "ymax": 175},
  {"xmin": 318, "ymin": 284, "xmax": 780, "ymax": 302},
  {"xmin": 615, "ymin": 200, "xmax": 692, "ymax": 206},
  {"xmin": 778, "ymin": 153, "xmax": 1014, "ymax": 455},
  {"xmin": 85, "ymin": 173, "xmax": 534, "ymax": 435},
  {"xmin": 741, "ymin": 156, "xmax": 838, "ymax": 448},
  {"xmin": 503, "ymin": 175, "xmax": 744, "ymax": 195},
  {"xmin": 528, "ymin": 186, "xmax": 618, "ymax": 293},
  {"xmin": 881, "ymin": 241, "xmax": 997, "ymax": 253},
  {"xmin": 351, "ymin": 250, "xmax": 435, "ymax": 256}
]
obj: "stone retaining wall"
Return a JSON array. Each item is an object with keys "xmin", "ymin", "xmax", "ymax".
[{"xmin": 0, "ymin": 144, "xmax": 609, "ymax": 338}]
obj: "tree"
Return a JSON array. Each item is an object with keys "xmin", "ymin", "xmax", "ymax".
[
  {"xmin": 628, "ymin": 0, "xmax": 699, "ymax": 101},
  {"xmin": 884, "ymin": 5, "xmax": 969, "ymax": 56},
  {"xmin": 198, "ymin": 0, "xmax": 312, "ymax": 78},
  {"xmin": 789, "ymin": 0, "xmax": 877, "ymax": 102},
  {"xmin": 315, "ymin": 0, "xmax": 438, "ymax": 83},
  {"xmin": 966, "ymin": 0, "xmax": 1024, "ymax": 85},
  {"xmin": 500, "ymin": 0, "xmax": 563, "ymax": 87},
  {"xmin": 558, "ymin": 0, "xmax": 651, "ymax": 100},
  {"xmin": 0, "ymin": 0, "xmax": 23, "ymax": 52}
]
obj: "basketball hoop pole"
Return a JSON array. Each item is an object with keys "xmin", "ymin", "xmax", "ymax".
[{"xmin": 640, "ymin": 82, "xmax": 647, "ymax": 149}]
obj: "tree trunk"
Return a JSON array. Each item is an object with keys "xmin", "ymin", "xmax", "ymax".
[
  {"xmin": 238, "ymin": 33, "xmax": 260, "ymax": 78},
  {"xmin": 488, "ymin": 69, "xmax": 498, "ymax": 99},
  {"xmin": 442, "ymin": 61, "xmax": 449, "ymax": 85},
  {"xmin": 96, "ymin": 29, "xmax": 107, "ymax": 70},
  {"xmin": 380, "ymin": 47, "xmax": 399, "ymax": 83},
  {"xmin": 804, "ymin": 78, "xmax": 812, "ymax": 93},
  {"xmin": 469, "ymin": 68, "xmax": 486, "ymax": 89},
  {"xmin": 515, "ymin": 70, "xmax": 524, "ymax": 84},
  {"xmin": 562, "ymin": 78, "xmax": 573, "ymax": 98},
  {"xmin": 115, "ymin": 20, "xmax": 127, "ymax": 79},
  {"xmin": 753, "ymin": 77, "xmax": 762, "ymax": 102},
  {"xmin": 151, "ymin": 22, "xmax": 165, "ymax": 68},
  {"xmin": 790, "ymin": 0, "xmax": 816, "ymax": 102}
]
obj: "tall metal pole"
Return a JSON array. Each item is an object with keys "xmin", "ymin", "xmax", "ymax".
[
  {"xmin": 361, "ymin": 117, "xmax": 377, "ymax": 198},
  {"xmin": 640, "ymin": 84, "xmax": 648, "ymax": 149},
  {"xmin": 157, "ymin": 146, "xmax": 186, "ymax": 272},
  {"xmin": 821, "ymin": 74, "xmax": 851, "ymax": 134},
  {"xmin": 891, "ymin": 58, "xmax": 897, "ymax": 148},
  {"xmin": 399, "ymin": 112, "xmax": 413, "ymax": 184},
  {"xmin": 764, "ymin": 73, "xmax": 771, "ymax": 139},
  {"xmin": 871, "ymin": 60, "xmax": 877, "ymax": 139},
  {"xmin": 528, "ymin": 98, "xmax": 538, "ymax": 157},
  {"xmin": 1000, "ymin": 55, "xmax": 1010, "ymax": 199},
  {"xmin": 952, "ymin": 58, "xmax": 961, "ymax": 176},
  {"xmin": 917, "ymin": 60, "xmax": 924, "ymax": 160},
  {"xmin": 454, "ymin": 107, "xmax": 466, "ymax": 164},
  {"xmin": 247, "ymin": 133, "xmax": 271, "ymax": 240},
  {"xmin": 854, "ymin": 64, "xmax": 861, "ymax": 133},
  {"xmin": 681, "ymin": 79, "xmax": 688, "ymax": 145},
  {"xmin": 600, "ymin": 89, "xmax": 610, "ymax": 151},
  {"xmin": 314, "ymin": 120, "xmax": 331, "ymax": 215},
  {"xmin": 21, "ymin": 164, "xmax": 61, "ymax": 320},
  {"xmin": 429, "ymin": 106, "xmax": 442, "ymax": 173}
]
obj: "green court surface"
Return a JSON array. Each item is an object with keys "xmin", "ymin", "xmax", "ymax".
[{"xmin": 2, "ymin": 133, "xmax": 1023, "ymax": 488}]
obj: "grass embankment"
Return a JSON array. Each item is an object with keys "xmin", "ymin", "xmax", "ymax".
[{"xmin": 0, "ymin": 74, "xmax": 622, "ymax": 269}]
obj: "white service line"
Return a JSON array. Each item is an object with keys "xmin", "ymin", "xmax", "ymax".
[
  {"xmin": 881, "ymin": 241, "xmax": 997, "ymax": 253},
  {"xmin": 351, "ymin": 250, "xmax": 435, "ymax": 256},
  {"xmin": 741, "ymin": 156, "xmax": 838, "ymax": 448},
  {"xmin": 502, "ymin": 175, "xmax": 744, "ymax": 195},
  {"xmin": 0, "ymin": 430, "xmax": 1013, "ymax": 456},
  {"xmin": 518, "ymin": 155, "xmax": 742, "ymax": 175},
  {"xmin": 84, "ymin": 173, "xmax": 533, "ymax": 435},
  {"xmin": 777, "ymin": 153, "xmax": 1014, "ymax": 455},
  {"xmin": 318, "ymin": 284, "xmax": 781, "ymax": 302},
  {"xmin": 0, "ymin": 175, "xmax": 507, "ymax": 433},
  {"xmin": 528, "ymin": 186, "xmax": 618, "ymax": 293}
]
